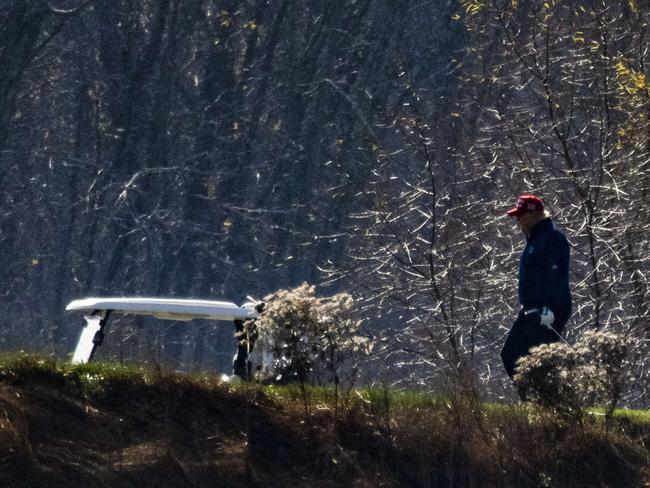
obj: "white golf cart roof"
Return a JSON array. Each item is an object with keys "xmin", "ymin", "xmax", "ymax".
[
  {"xmin": 66, "ymin": 297, "xmax": 259, "ymax": 321},
  {"xmin": 66, "ymin": 296, "xmax": 261, "ymax": 364}
]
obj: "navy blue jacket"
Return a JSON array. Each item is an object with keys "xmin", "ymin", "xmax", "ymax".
[{"xmin": 518, "ymin": 218, "xmax": 571, "ymax": 311}]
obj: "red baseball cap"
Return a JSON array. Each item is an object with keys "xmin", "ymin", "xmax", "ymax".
[{"xmin": 506, "ymin": 194, "xmax": 544, "ymax": 216}]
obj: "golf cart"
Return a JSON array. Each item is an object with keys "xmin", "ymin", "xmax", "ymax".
[{"xmin": 65, "ymin": 296, "xmax": 265, "ymax": 379}]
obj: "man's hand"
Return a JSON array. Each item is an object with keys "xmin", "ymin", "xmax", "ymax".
[{"xmin": 540, "ymin": 307, "xmax": 555, "ymax": 329}]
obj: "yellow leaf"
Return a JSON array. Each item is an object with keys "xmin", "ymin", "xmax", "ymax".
[
  {"xmin": 31, "ymin": 259, "xmax": 39, "ymax": 265},
  {"xmin": 462, "ymin": 0, "xmax": 483, "ymax": 15},
  {"xmin": 219, "ymin": 10, "xmax": 232, "ymax": 28}
]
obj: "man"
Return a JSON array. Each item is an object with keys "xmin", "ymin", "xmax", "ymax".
[{"xmin": 500, "ymin": 194, "xmax": 572, "ymax": 387}]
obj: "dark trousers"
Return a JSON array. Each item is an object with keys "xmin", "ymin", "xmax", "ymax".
[
  {"xmin": 501, "ymin": 306, "xmax": 571, "ymax": 380},
  {"xmin": 233, "ymin": 319, "xmax": 253, "ymax": 379}
]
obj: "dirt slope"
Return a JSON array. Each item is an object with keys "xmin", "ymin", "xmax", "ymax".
[
  {"xmin": 0, "ymin": 357, "xmax": 648, "ymax": 488},
  {"xmin": 0, "ymin": 363, "xmax": 388, "ymax": 488}
]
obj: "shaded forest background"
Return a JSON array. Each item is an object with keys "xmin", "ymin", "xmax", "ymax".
[{"xmin": 0, "ymin": 0, "xmax": 648, "ymax": 401}]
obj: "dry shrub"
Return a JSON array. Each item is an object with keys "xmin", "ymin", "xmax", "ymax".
[
  {"xmin": 576, "ymin": 330, "xmax": 636, "ymax": 419},
  {"xmin": 513, "ymin": 342, "xmax": 582, "ymax": 421},
  {"xmin": 353, "ymin": 373, "xmax": 647, "ymax": 487},
  {"xmin": 514, "ymin": 330, "xmax": 637, "ymax": 422},
  {"xmin": 251, "ymin": 283, "xmax": 370, "ymax": 384},
  {"xmin": 357, "ymin": 367, "xmax": 506, "ymax": 487}
]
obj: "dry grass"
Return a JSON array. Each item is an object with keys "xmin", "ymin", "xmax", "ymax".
[{"xmin": 0, "ymin": 353, "xmax": 648, "ymax": 487}]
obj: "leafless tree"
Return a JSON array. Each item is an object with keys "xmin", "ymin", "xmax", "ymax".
[{"xmin": 459, "ymin": 0, "xmax": 650, "ymax": 400}]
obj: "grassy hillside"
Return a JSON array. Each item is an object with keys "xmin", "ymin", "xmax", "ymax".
[{"xmin": 0, "ymin": 354, "xmax": 648, "ymax": 488}]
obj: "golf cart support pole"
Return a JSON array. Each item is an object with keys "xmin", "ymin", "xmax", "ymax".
[{"xmin": 88, "ymin": 310, "xmax": 112, "ymax": 362}]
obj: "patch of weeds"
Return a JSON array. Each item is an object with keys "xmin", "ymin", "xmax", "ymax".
[
  {"xmin": 0, "ymin": 351, "xmax": 65, "ymax": 389},
  {"xmin": 64, "ymin": 361, "xmax": 151, "ymax": 399}
]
